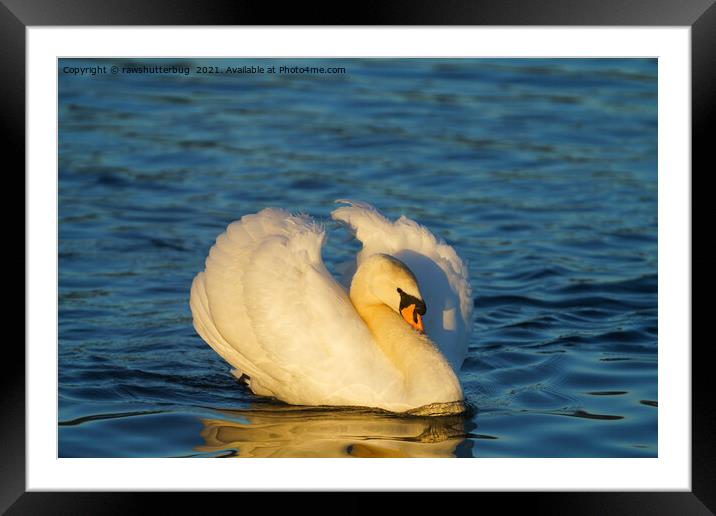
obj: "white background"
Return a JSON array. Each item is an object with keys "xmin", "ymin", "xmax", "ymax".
[{"xmin": 27, "ymin": 27, "xmax": 690, "ymax": 490}]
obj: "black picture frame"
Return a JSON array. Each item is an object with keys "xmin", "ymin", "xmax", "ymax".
[{"xmin": 6, "ymin": 1, "xmax": 709, "ymax": 513}]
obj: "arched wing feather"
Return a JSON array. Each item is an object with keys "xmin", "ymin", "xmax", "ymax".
[
  {"xmin": 190, "ymin": 208, "xmax": 400, "ymax": 406},
  {"xmin": 331, "ymin": 200, "xmax": 472, "ymax": 369}
]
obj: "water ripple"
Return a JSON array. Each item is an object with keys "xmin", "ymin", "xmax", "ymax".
[{"xmin": 58, "ymin": 57, "xmax": 657, "ymax": 458}]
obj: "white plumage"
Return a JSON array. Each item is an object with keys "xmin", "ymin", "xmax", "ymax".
[{"xmin": 189, "ymin": 200, "xmax": 472, "ymax": 414}]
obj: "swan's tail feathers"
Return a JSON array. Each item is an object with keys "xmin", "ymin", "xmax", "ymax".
[{"xmin": 189, "ymin": 272, "xmax": 260, "ymax": 383}]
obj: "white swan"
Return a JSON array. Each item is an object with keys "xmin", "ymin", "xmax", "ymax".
[{"xmin": 189, "ymin": 200, "xmax": 472, "ymax": 415}]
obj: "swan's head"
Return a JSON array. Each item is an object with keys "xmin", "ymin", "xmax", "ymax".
[{"xmin": 351, "ymin": 253, "xmax": 426, "ymax": 333}]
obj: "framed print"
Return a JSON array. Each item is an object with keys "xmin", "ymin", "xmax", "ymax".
[{"xmin": 7, "ymin": 0, "xmax": 710, "ymax": 513}]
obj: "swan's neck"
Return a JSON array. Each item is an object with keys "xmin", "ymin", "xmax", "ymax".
[{"xmin": 352, "ymin": 302, "xmax": 463, "ymax": 407}]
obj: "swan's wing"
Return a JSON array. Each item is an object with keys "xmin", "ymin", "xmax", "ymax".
[
  {"xmin": 331, "ymin": 200, "xmax": 472, "ymax": 370},
  {"xmin": 190, "ymin": 208, "xmax": 400, "ymax": 407}
]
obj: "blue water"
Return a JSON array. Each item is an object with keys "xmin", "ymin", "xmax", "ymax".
[{"xmin": 58, "ymin": 58, "xmax": 657, "ymax": 458}]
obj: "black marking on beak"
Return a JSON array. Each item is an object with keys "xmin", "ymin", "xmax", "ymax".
[{"xmin": 397, "ymin": 288, "xmax": 426, "ymax": 317}]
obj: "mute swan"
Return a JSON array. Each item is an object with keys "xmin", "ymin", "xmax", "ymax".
[{"xmin": 189, "ymin": 200, "xmax": 472, "ymax": 415}]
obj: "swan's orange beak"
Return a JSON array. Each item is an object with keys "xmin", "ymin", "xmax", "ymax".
[{"xmin": 400, "ymin": 304, "xmax": 424, "ymax": 334}]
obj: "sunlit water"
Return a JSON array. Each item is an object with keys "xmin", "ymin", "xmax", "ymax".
[{"xmin": 59, "ymin": 58, "xmax": 657, "ymax": 458}]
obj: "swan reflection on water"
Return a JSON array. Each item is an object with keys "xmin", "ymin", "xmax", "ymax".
[{"xmin": 195, "ymin": 403, "xmax": 468, "ymax": 458}]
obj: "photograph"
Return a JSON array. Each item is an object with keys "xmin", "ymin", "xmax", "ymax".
[{"xmin": 57, "ymin": 57, "xmax": 658, "ymax": 459}]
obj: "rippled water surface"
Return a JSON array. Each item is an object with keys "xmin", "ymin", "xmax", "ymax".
[{"xmin": 59, "ymin": 58, "xmax": 657, "ymax": 457}]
